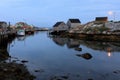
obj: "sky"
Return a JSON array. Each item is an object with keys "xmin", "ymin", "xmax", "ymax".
[{"xmin": 0, "ymin": 0, "xmax": 120, "ymax": 27}]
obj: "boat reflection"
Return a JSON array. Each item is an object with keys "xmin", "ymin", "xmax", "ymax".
[{"xmin": 17, "ymin": 36, "xmax": 26, "ymax": 41}]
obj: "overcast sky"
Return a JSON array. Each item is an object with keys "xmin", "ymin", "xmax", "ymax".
[{"xmin": 0, "ymin": 0, "xmax": 120, "ymax": 27}]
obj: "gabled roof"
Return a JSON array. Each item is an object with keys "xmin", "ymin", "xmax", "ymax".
[
  {"xmin": 95, "ymin": 17, "xmax": 108, "ymax": 21},
  {"xmin": 53, "ymin": 22, "xmax": 64, "ymax": 27},
  {"xmin": 69, "ymin": 19, "xmax": 81, "ymax": 23},
  {"xmin": 0, "ymin": 21, "xmax": 7, "ymax": 25}
]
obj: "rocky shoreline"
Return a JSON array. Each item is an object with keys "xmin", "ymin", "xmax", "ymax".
[
  {"xmin": 0, "ymin": 60, "xmax": 35, "ymax": 80},
  {"xmin": 50, "ymin": 32, "xmax": 120, "ymax": 42},
  {"xmin": 67, "ymin": 33, "xmax": 120, "ymax": 42}
]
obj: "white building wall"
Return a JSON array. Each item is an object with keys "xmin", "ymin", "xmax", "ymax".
[
  {"xmin": 53, "ymin": 27, "xmax": 58, "ymax": 31},
  {"xmin": 105, "ymin": 22, "xmax": 120, "ymax": 31},
  {"xmin": 67, "ymin": 21, "xmax": 71, "ymax": 29},
  {"xmin": 71, "ymin": 23, "xmax": 81, "ymax": 29},
  {"xmin": 58, "ymin": 24, "xmax": 69, "ymax": 31},
  {"xmin": 67, "ymin": 20, "xmax": 81, "ymax": 29}
]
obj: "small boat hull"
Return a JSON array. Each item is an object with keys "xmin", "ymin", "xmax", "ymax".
[{"xmin": 17, "ymin": 30, "xmax": 25, "ymax": 36}]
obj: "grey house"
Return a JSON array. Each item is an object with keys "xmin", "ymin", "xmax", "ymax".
[
  {"xmin": 67, "ymin": 19, "xmax": 81, "ymax": 29},
  {"xmin": 53, "ymin": 21, "xmax": 68, "ymax": 32}
]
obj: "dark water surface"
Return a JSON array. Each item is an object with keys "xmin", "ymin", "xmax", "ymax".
[{"xmin": 8, "ymin": 32, "xmax": 120, "ymax": 80}]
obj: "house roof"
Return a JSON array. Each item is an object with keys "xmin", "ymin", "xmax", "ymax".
[
  {"xmin": 0, "ymin": 21, "xmax": 7, "ymax": 25},
  {"xmin": 53, "ymin": 22, "xmax": 64, "ymax": 27},
  {"xmin": 95, "ymin": 17, "xmax": 108, "ymax": 21},
  {"xmin": 69, "ymin": 19, "xmax": 81, "ymax": 23}
]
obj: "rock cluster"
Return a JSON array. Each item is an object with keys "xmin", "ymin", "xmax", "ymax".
[{"xmin": 0, "ymin": 61, "xmax": 35, "ymax": 80}]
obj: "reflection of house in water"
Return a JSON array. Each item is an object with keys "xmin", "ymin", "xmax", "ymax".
[
  {"xmin": 66, "ymin": 39, "xmax": 80, "ymax": 48},
  {"xmin": 79, "ymin": 40, "xmax": 120, "ymax": 52},
  {"xmin": 52, "ymin": 36, "xmax": 120, "ymax": 53},
  {"xmin": 52, "ymin": 37, "xmax": 80, "ymax": 49},
  {"xmin": 52, "ymin": 37, "xmax": 68, "ymax": 46}
]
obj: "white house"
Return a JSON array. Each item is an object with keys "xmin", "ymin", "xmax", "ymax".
[
  {"xmin": 53, "ymin": 21, "xmax": 68, "ymax": 32},
  {"xmin": 67, "ymin": 19, "xmax": 81, "ymax": 29}
]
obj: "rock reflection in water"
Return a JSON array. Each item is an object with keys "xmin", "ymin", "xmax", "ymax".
[
  {"xmin": 51, "ymin": 36, "xmax": 120, "ymax": 52},
  {"xmin": 80, "ymin": 41, "xmax": 120, "ymax": 52},
  {"xmin": 76, "ymin": 53, "xmax": 92, "ymax": 60}
]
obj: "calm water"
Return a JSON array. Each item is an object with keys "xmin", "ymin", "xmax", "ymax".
[{"xmin": 7, "ymin": 32, "xmax": 120, "ymax": 80}]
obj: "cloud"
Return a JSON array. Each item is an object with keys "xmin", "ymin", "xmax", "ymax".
[{"xmin": 0, "ymin": 0, "xmax": 120, "ymax": 27}]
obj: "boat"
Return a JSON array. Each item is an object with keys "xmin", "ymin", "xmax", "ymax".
[{"xmin": 17, "ymin": 29, "xmax": 25, "ymax": 36}]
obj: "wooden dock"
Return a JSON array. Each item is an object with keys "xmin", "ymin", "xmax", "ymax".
[{"xmin": 0, "ymin": 30, "xmax": 16, "ymax": 42}]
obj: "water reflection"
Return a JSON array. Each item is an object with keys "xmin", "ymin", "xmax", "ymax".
[
  {"xmin": 76, "ymin": 53, "xmax": 92, "ymax": 60},
  {"xmin": 51, "ymin": 36, "xmax": 120, "ymax": 59},
  {"xmin": 107, "ymin": 47, "xmax": 112, "ymax": 57},
  {"xmin": 0, "ymin": 36, "xmax": 35, "ymax": 80},
  {"xmin": 51, "ymin": 36, "xmax": 120, "ymax": 52},
  {"xmin": 17, "ymin": 36, "xmax": 26, "ymax": 41},
  {"xmin": 52, "ymin": 37, "xmax": 67, "ymax": 46},
  {"xmin": 66, "ymin": 39, "xmax": 80, "ymax": 48},
  {"xmin": 52, "ymin": 36, "xmax": 80, "ymax": 49},
  {"xmin": 9, "ymin": 32, "xmax": 120, "ymax": 80},
  {"xmin": 16, "ymin": 34, "xmax": 35, "ymax": 42}
]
